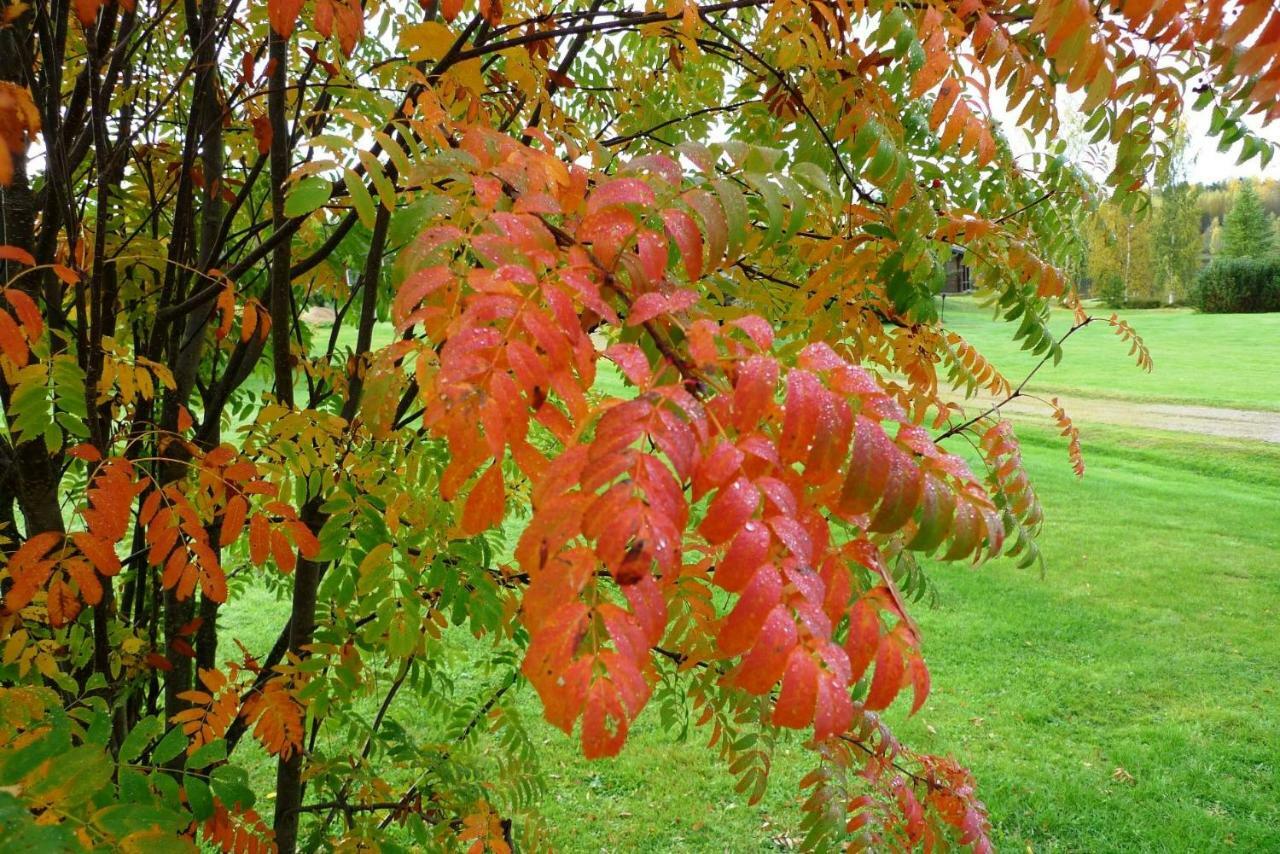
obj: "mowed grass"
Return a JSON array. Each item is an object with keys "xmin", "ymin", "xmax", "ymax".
[
  {"xmin": 222, "ymin": 311, "xmax": 1280, "ymax": 849},
  {"xmin": 519, "ymin": 424, "xmax": 1280, "ymax": 851},
  {"xmin": 224, "ymin": 419, "xmax": 1280, "ymax": 851},
  {"xmin": 941, "ymin": 296, "xmax": 1280, "ymax": 411}
]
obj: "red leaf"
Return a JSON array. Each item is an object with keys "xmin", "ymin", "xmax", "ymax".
[
  {"xmin": 461, "ymin": 462, "xmax": 505, "ymax": 535},
  {"xmin": 441, "ymin": 0, "xmax": 463, "ymax": 22},
  {"xmin": 734, "ymin": 606, "xmax": 797, "ymax": 694},
  {"xmin": 586, "ymin": 177, "xmax": 656, "ymax": 216},
  {"xmin": 660, "ymin": 208, "xmax": 704, "ymax": 280},
  {"xmin": 581, "ymin": 677, "xmax": 628, "ymax": 759},
  {"xmin": 627, "ymin": 289, "xmax": 698, "ymax": 326},
  {"xmin": 814, "ymin": 668, "xmax": 854, "ymax": 741},
  {"xmin": 844, "ymin": 597, "xmax": 881, "ymax": 684},
  {"xmin": 773, "ymin": 648, "xmax": 819, "ymax": 728},
  {"xmin": 579, "ymin": 208, "xmax": 637, "ymax": 269},
  {"xmin": 604, "ymin": 344, "xmax": 652, "ymax": 387},
  {"xmin": 480, "ymin": 0, "xmax": 502, "ymax": 26},
  {"xmin": 698, "ymin": 477, "xmax": 759, "ymax": 545},
  {"xmin": 780, "ymin": 370, "xmax": 821, "ymax": 464},
  {"xmin": 252, "ymin": 114, "xmax": 273, "ymax": 156},
  {"xmin": 732, "ymin": 355, "xmax": 778, "ymax": 431},
  {"xmin": 719, "ymin": 563, "xmax": 782, "ymax": 656},
  {"xmin": 838, "ymin": 416, "xmax": 892, "ymax": 516},
  {"xmin": 715, "ymin": 522, "xmax": 771, "ymax": 592},
  {"xmin": 729, "ymin": 315, "xmax": 773, "ymax": 350},
  {"xmin": 864, "ymin": 635, "xmax": 906, "ymax": 711},
  {"xmin": 73, "ymin": 0, "xmax": 102, "ymax": 27},
  {"xmin": 393, "ymin": 266, "xmax": 451, "ymax": 328},
  {"xmin": 908, "ymin": 652, "xmax": 931, "ymax": 715}
]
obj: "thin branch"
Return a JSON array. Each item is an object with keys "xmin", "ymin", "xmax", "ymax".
[{"xmin": 934, "ymin": 315, "xmax": 1095, "ymax": 442}]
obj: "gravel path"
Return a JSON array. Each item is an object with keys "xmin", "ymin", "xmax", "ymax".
[{"xmin": 965, "ymin": 395, "xmax": 1280, "ymax": 444}]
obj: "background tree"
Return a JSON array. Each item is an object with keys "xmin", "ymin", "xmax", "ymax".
[
  {"xmin": 1085, "ymin": 202, "xmax": 1155, "ymax": 307},
  {"xmin": 0, "ymin": 1, "xmax": 1273, "ymax": 852},
  {"xmin": 1151, "ymin": 132, "xmax": 1203, "ymax": 303},
  {"xmin": 1219, "ymin": 181, "xmax": 1277, "ymax": 260}
]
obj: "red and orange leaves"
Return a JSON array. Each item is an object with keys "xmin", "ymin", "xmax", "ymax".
[
  {"xmin": 202, "ymin": 798, "xmax": 276, "ymax": 854},
  {"xmin": 686, "ymin": 339, "xmax": 1001, "ymax": 740},
  {"xmin": 1, "ymin": 443, "xmax": 320, "ymax": 630},
  {"xmin": 386, "ymin": 132, "xmax": 1016, "ymax": 762}
]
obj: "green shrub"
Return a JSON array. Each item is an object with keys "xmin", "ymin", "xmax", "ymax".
[
  {"xmin": 1097, "ymin": 272, "xmax": 1127, "ymax": 308},
  {"xmin": 1122, "ymin": 297, "xmax": 1171, "ymax": 309},
  {"xmin": 1191, "ymin": 257, "xmax": 1280, "ymax": 313}
]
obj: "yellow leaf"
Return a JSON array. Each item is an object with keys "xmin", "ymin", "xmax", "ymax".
[
  {"xmin": 2, "ymin": 629, "xmax": 27, "ymax": 665},
  {"xmin": 448, "ymin": 58, "xmax": 487, "ymax": 96},
  {"xmin": 400, "ymin": 22, "xmax": 456, "ymax": 63}
]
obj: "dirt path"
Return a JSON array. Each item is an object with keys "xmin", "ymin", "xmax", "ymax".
[{"xmin": 963, "ymin": 394, "xmax": 1280, "ymax": 444}]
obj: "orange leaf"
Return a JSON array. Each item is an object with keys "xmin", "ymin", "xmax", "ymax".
[
  {"xmin": 71, "ymin": 532, "xmax": 122, "ymax": 576},
  {"xmin": 0, "ymin": 309, "xmax": 29, "ymax": 364},
  {"xmin": 51, "ymin": 264, "xmax": 79, "ymax": 284},
  {"xmin": 267, "ymin": 0, "xmax": 304, "ymax": 37},
  {"xmin": 0, "ymin": 245, "xmax": 35, "ymax": 266},
  {"xmin": 220, "ymin": 496, "xmax": 248, "ymax": 547},
  {"xmin": 270, "ymin": 528, "xmax": 296, "ymax": 573},
  {"xmin": 461, "ymin": 462, "xmax": 505, "ymax": 535},
  {"xmin": 47, "ymin": 575, "xmax": 81, "ymax": 627},
  {"xmin": 3, "ymin": 532, "xmax": 63, "ymax": 613},
  {"xmin": 251, "ymin": 114, "xmax": 273, "ymax": 156},
  {"xmin": 68, "ymin": 443, "xmax": 102, "ymax": 462},
  {"xmin": 4, "ymin": 289, "xmax": 42, "ymax": 340},
  {"xmin": 286, "ymin": 518, "xmax": 320, "ymax": 559},
  {"xmin": 72, "ymin": 0, "xmax": 102, "ymax": 26},
  {"xmin": 249, "ymin": 514, "xmax": 271, "ymax": 565}
]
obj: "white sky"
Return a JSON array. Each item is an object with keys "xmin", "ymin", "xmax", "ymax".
[{"xmin": 1182, "ymin": 105, "xmax": 1280, "ymax": 184}]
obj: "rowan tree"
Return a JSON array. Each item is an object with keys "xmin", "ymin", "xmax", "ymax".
[{"xmin": 0, "ymin": 0, "xmax": 1274, "ymax": 851}]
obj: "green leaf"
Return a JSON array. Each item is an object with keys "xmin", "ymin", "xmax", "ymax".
[
  {"xmin": 792, "ymin": 162, "xmax": 834, "ymax": 201},
  {"xmin": 284, "ymin": 176, "xmax": 333, "ymax": 218},
  {"xmin": 712, "ymin": 179, "xmax": 748, "ymax": 262},
  {"xmin": 749, "ymin": 175, "xmax": 785, "ymax": 245},
  {"xmin": 210, "ymin": 764, "xmax": 255, "ymax": 810},
  {"xmin": 150, "ymin": 726, "xmax": 187, "ymax": 766},
  {"xmin": 184, "ymin": 775, "xmax": 214, "ymax": 822},
  {"xmin": 346, "ymin": 167, "xmax": 378, "ymax": 229},
  {"xmin": 186, "ymin": 739, "xmax": 226, "ymax": 770}
]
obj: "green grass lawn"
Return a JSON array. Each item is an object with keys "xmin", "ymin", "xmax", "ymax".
[
  {"xmin": 224, "ymin": 310, "xmax": 1280, "ymax": 850},
  {"xmin": 941, "ymin": 296, "xmax": 1280, "ymax": 411},
  {"xmin": 512, "ymin": 423, "xmax": 1280, "ymax": 852},
  {"xmin": 224, "ymin": 421, "xmax": 1280, "ymax": 851}
]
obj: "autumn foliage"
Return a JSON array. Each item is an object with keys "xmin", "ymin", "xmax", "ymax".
[{"xmin": 0, "ymin": 0, "xmax": 1274, "ymax": 850}]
